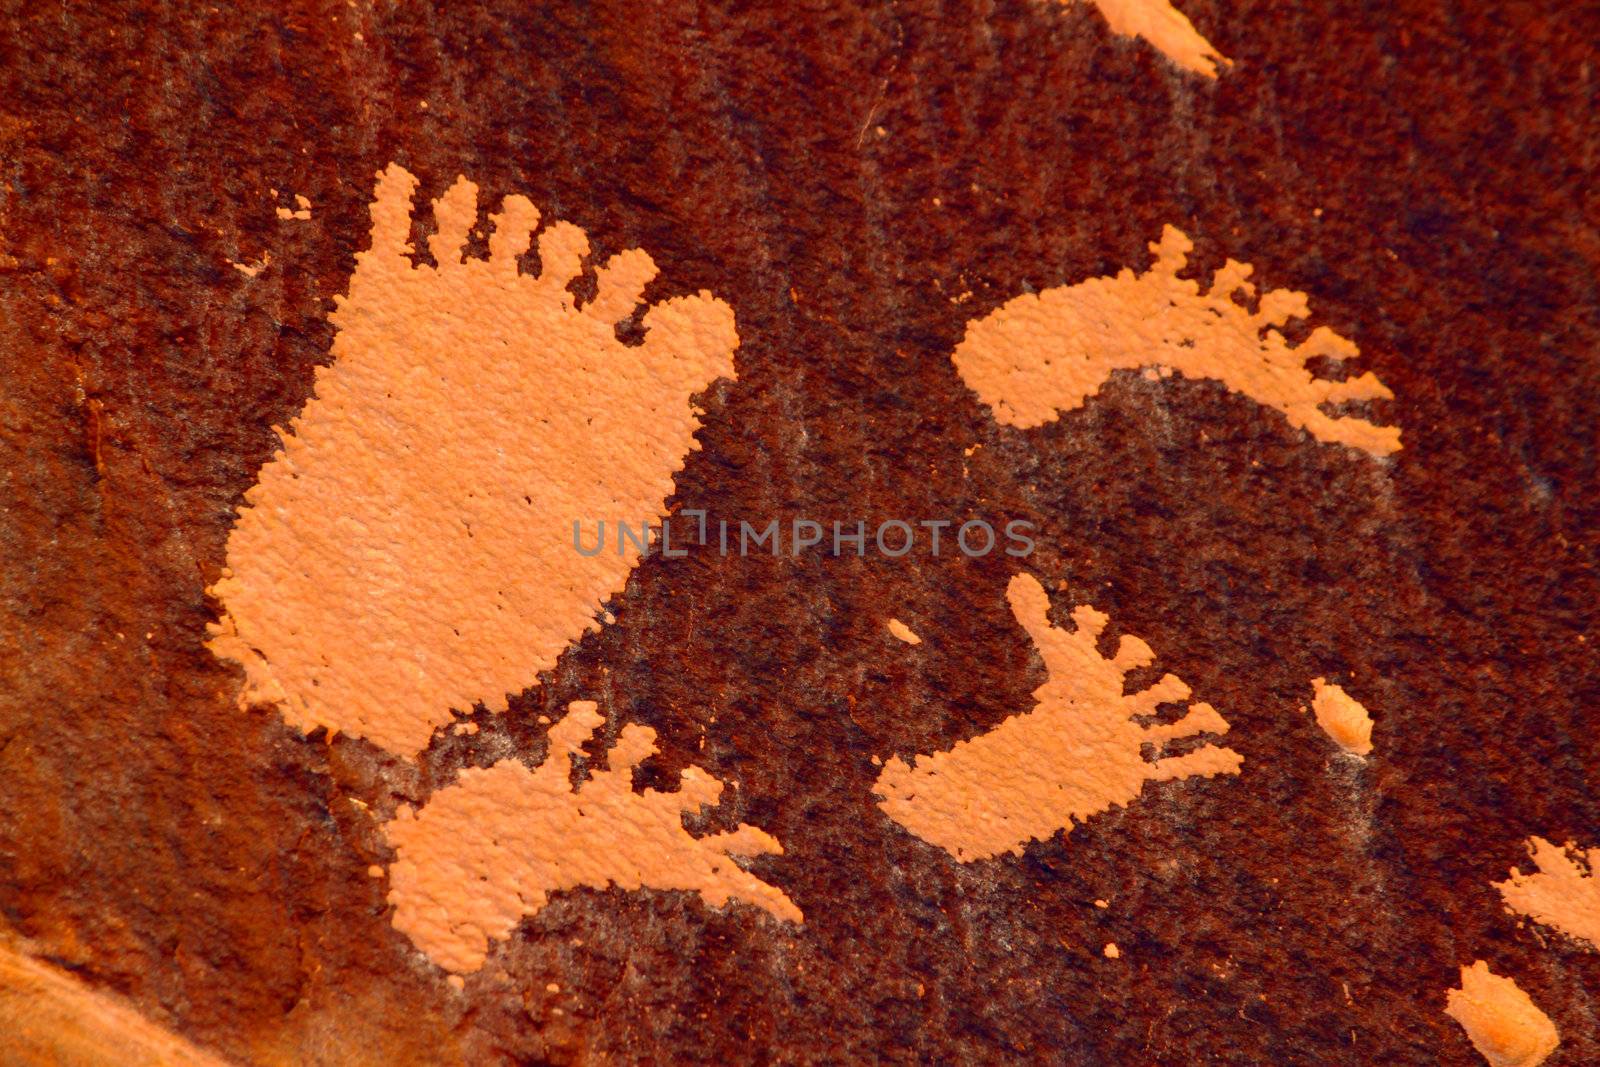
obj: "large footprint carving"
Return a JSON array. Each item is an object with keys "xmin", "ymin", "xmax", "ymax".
[
  {"xmin": 209, "ymin": 164, "xmax": 738, "ymax": 755},
  {"xmin": 875, "ymin": 573, "xmax": 1242, "ymax": 861}
]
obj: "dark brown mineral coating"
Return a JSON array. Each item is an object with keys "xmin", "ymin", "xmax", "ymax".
[{"xmin": 1, "ymin": 1, "xmax": 1597, "ymax": 1063}]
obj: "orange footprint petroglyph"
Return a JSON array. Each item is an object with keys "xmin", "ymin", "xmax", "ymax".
[
  {"xmin": 385, "ymin": 701, "xmax": 801, "ymax": 975},
  {"xmin": 875, "ymin": 573, "xmax": 1242, "ymax": 861},
  {"xmin": 953, "ymin": 225, "xmax": 1401, "ymax": 456},
  {"xmin": 209, "ymin": 164, "xmax": 738, "ymax": 755},
  {"xmin": 1496, "ymin": 837, "xmax": 1600, "ymax": 951}
]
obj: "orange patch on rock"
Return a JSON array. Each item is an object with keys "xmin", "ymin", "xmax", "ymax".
[
  {"xmin": 1309, "ymin": 678, "xmax": 1375, "ymax": 756},
  {"xmin": 874, "ymin": 573, "xmax": 1241, "ymax": 861},
  {"xmin": 887, "ymin": 617, "xmax": 923, "ymax": 645},
  {"xmin": 1444, "ymin": 961, "xmax": 1559, "ymax": 1067},
  {"xmin": 952, "ymin": 225, "xmax": 1401, "ymax": 455},
  {"xmin": 1082, "ymin": 0, "xmax": 1230, "ymax": 78},
  {"xmin": 209, "ymin": 164, "xmax": 738, "ymax": 754},
  {"xmin": 1496, "ymin": 837, "xmax": 1600, "ymax": 951},
  {"xmin": 385, "ymin": 701, "xmax": 801, "ymax": 974}
]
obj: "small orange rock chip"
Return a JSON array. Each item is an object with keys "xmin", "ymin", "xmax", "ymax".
[{"xmin": 1310, "ymin": 678, "xmax": 1375, "ymax": 756}]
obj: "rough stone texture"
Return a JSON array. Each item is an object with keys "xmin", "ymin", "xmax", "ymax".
[{"xmin": 1, "ymin": 1, "xmax": 1596, "ymax": 1064}]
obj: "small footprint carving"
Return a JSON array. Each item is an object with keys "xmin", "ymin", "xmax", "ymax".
[
  {"xmin": 876, "ymin": 573, "xmax": 1242, "ymax": 861},
  {"xmin": 386, "ymin": 701, "xmax": 801, "ymax": 975},
  {"xmin": 953, "ymin": 225, "xmax": 1401, "ymax": 455}
]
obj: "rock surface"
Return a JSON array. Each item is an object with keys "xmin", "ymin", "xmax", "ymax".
[{"xmin": 1, "ymin": 1, "xmax": 1597, "ymax": 1064}]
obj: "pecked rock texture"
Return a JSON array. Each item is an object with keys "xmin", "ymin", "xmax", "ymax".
[{"xmin": 1, "ymin": 0, "xmax": 1597, "ymax": 1064}]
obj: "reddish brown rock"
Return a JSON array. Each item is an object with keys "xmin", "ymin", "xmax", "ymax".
[{"xmin": 1, "ymin": 1, "xmax": 1597, "ymax": 1063}]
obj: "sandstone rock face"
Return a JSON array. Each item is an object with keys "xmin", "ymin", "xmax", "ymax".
[{"xmin": 1, "ymin": 1, "xmax": 1596, "ymax": 1064}]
